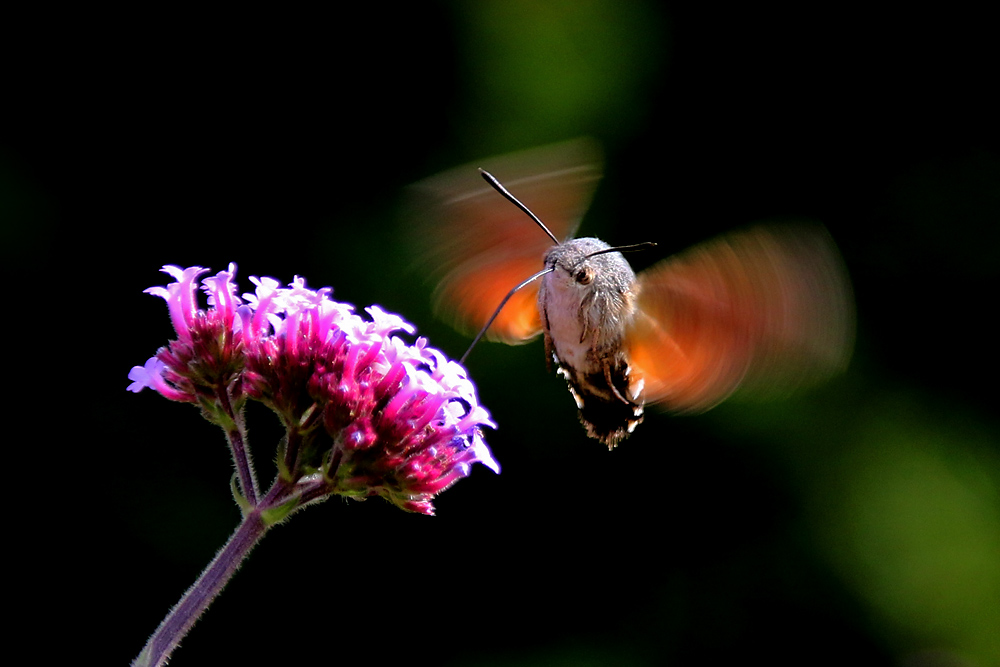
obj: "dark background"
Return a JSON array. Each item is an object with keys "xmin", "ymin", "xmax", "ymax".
[{"xmin": 5, "ymin": 3, "xmax": 998, "ymax": 665}]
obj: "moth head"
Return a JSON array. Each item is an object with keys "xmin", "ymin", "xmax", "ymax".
[{"xmin": 544, "ymin": 237, "xmax": 638, "ymax": 298}]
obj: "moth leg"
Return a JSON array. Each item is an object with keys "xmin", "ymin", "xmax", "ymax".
[{"xmin": 603, "ymin": 358, "xmax": 632, "ymax": 406}]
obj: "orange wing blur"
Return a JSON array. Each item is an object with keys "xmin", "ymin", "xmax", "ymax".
[
  {"xmin": 408, "ymin": 138, "xmax": 603, "ymax": 343},
  {"xmin": 432, "ymin": 255, "xmax": 545, "ymax": 342},
  {"xmin": 625, "ymin": 223, "xmax": 854, "ymax": 412}
]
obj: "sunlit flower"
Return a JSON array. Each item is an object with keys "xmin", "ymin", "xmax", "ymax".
[
  {"xmin": 128, "ymin": 263, "xmax": 498, "ymax": 515},
  {"xmin": 127, "ymin": 263, "xmax": 244, "ymax": 405}
]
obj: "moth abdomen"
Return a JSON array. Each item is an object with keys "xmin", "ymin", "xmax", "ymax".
[{"xmin": 555, "ymin": 357, "xmax": 644, "ymax": 449}]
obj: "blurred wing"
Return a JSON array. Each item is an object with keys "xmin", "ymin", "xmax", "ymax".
[
  {"xmin": 407, "ymin": 138, "xmax": 603, "ymax": 343},
  {"xmin": 626, "ymin": 223, "xmax": 854, "ymax": 412}
]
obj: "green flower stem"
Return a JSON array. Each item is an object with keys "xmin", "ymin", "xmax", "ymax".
[
  {"xmin": 217, "ymin": 386, "xmax": 258, "ymax": 506},
  {"xmin": 226, "ymin": 422, "xmax": 258, "ymax": 506},
  {"xmin": 133, "ymin": 500, "xmax": 270, "ymax": 667}
]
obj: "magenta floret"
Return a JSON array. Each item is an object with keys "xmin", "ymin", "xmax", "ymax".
[{"xmin": 128, "ymin": 263, "xmax": 498, "ymax": 514}]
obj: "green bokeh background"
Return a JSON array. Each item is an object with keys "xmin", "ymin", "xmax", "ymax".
[{"xmin": 5, "ymin": 3, "xmax": 998, "ymax": 665}]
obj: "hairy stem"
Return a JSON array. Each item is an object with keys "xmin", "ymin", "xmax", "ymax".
[
  {"xmin": 227, "ymin": 422, "xmax": 258, "ymax": 506},
  {"xmin": 132, "ymin": 508, "xmax": 267, "ymax": 667},
  {"xmin": 217, "ymin": 385, "xmax": 258, "ymax": 505}
]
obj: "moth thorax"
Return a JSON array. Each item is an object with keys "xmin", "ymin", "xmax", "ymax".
[{"xmin": 541, "ymin": 237, "xmax": 639, "ymax": 352}]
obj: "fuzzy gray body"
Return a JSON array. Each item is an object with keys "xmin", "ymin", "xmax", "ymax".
[{"xmin": 537, "ymin": 238, "xmax": 644, "ymax": 447}]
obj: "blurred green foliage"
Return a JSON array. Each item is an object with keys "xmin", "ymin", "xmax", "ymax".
[{"xmin": 449, "ymin": 0, "xmax": 666, "ymax": 151}]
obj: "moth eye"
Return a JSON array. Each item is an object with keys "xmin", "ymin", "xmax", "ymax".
[{"xmin": 575, "ymin": 267, "xmax": 594, "ymax": 285}]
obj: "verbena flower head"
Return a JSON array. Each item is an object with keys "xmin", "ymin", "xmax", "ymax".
[
  {"xmin": 127, "ymin": 264, "xmax": 243, "ymax": 405},
  {"xmin": 128, "ymin": 264, "xmax": 498, "ymax": 515}
]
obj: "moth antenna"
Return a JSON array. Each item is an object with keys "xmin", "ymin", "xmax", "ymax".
[
  {"xmin": 583, "ymin": 241, "xmax": 657, "ymax": 260},
  {"xmin": 572, "ymin": 242, "xmax": 657, "ymax": 271},
  {"xmin": 479, "ymin": 168, "xmax": 561, "ymax": 245},
  {"xmin": 460, "ymin": 266, "xmax": 555, "ymax": 364}
]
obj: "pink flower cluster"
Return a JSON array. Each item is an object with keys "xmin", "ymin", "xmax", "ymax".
[{"xmin": 128, "ymin": 264, "xmax": 498, "ymax": 514}]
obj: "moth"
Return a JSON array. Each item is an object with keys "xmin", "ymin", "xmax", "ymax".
[{"xmin": 410, "ymin": 138, "xmax": 854, "ymax": 447}]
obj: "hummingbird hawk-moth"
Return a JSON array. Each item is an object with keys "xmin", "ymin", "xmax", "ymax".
[{"xmin": 409, "ymin": 138, "xmax": 854, "ymax": 448}]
